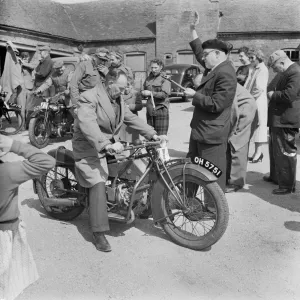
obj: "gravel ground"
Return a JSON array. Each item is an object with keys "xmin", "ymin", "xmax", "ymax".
[{"xmin": 5, "ymin": 100, "xmax": 299, "ymax": 300}]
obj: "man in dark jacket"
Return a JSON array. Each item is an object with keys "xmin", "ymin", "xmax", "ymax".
[
  {"xmin": 266, "ymin": 50, "xmax": 300, "ymax": 194},
  {"xmin": 26, "ymin": 45, "xmax": 53, "ymax": 124},
  {"xmin": 70, "ymin": 48, "xmax": 110, "ymax": 106},
  {"xmin": 185, "ymin": 24, "xmax": 237, "ymax": 191}
]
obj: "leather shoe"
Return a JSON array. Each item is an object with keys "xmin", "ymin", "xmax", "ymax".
[
  {"xmin": 225, "ymin": 184, "xmax": 242, "ymax": 193},
  {"xmin": 263, "ymin": 175, "xmax": 278, "ymax": 184},
  {"xmin": 93, "ymin": 232, "xmax": 112, "ymax": 252},
  {"xmin": 272, "ymin": 187, "xmax": 295, "ymax": 195}
]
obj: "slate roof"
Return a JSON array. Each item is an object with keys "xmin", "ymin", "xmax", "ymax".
[
  {"xmin": 219, "ymin": 0, "xmax": 300, "ymax": 33},
  {"xmin": 0, "ymin": 0, "xmax": 156, "ymax": 41},
  {"xmin": 63, "ymin": 0, "xmax": 156, "ymax": 41}
]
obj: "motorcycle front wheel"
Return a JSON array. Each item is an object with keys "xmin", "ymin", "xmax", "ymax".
[
  {"xmin": 160, "ymin": 173, "xmax": 229, "ymax": 251},
  {"xmin": 36, "ymin": 165, "xmax": 86, "ymax": 221},
  {"xmin": 29, "ymin": 116, "xmax": 51, "ymax": 148}
]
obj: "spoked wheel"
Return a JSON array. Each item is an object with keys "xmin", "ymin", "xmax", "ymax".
[
  {"xmin": 36, "ymin": 165, "xmax": 86, "ymax": 221},
  {"xmin": 160, "ymin": 174, "xmax": 229, "ymax": 250},
  {"xmin": 0, "ymin": 108, "xmax": 24, "ymax": 135},
  {"xmin": 29, "ymin": 116, "xmax": 51, "ymax": 148}
]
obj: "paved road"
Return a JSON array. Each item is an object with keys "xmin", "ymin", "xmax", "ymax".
[{"xmin": 7, "ymin": 100, "xmax": 300, "ymax": 300}]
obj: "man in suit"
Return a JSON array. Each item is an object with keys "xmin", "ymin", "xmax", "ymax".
[
  {"xmin": 226, "ymin": 83, "xmax": 257, "ymax": 193},
  {"xmin": 72, "ymin": 73, "xmax": 160, "ymax": 252},
  {"xmin": 26, "ymin": 45, "xmax": 53, "ymax": 124},
  {"xmin": 266, "ymin": 50, "xmax": 300, "ymax": 195},
  {"xmin": 185, "ymin": 25, "xmax": 237, "ymax": 192}
]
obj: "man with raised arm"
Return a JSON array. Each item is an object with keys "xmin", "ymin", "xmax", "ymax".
[{"xmin": 184, "ymin": 23, "xmax": 237, "ymax": 191}]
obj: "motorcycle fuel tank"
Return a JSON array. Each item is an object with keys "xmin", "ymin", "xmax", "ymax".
[{"xmin": 108, "ymin": 155, "xmax": 149, "ymax": 182}]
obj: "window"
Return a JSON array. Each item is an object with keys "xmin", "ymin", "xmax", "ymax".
[
  {"xmin": 165, "ymin": 68, "xmax": 179, "ymax": 74},
  {"xmin": 177, "ymin": 50, "xmax": 194, "ymax": 64},
  {"xmin": 283, "ymin": 49, "xmax": 300, "ymax": 62},
  {"xmin": 164, "ymin": 53, "xmax": 173, "ymax": 65}
]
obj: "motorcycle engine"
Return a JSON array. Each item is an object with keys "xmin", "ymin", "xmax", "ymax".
[
  {"xmin": 112, "ymin": 180, "xmax": 149, "ymax": 216},
  {"xmin": 115, "ymin": 181, "xmax": 134, "ymax": 206}
]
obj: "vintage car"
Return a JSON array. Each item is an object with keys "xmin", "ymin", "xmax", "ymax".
[{"xmin": 164, "ymin": 63, "xmax": 203, "ymax": 101}]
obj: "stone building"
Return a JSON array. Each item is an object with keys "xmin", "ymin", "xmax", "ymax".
[
  {"xmin": 218, "ymin": 0, "xmax": 300, "ymax": 73},
  {"xmin": 0, "ymin": 0, "xmax": 299, "ymax": 84}
]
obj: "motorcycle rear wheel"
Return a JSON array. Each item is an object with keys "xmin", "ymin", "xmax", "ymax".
[
  {"xmin": 36, "ymin": 165, "xmax": 85, "ymax": 221},
  {"xmin": 160, "ymin": 173, "xmax": 229, "ymax": 250},
  {"xmin": 29, "ymin": 116, "xmax": 51, "ymax": 148},
  {"xmin": 0, "ymin": 108, "xmax": 24, "ymax": 135}
]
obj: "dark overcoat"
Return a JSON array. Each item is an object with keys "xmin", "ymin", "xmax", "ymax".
[{"xmin": 268, "ymin": 63, "xmax": 300, "ymax": 128}]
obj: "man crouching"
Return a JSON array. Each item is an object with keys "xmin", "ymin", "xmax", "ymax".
[{"xmin": 72, "ymin": 72, "xmax": 161, "ymax": 252}]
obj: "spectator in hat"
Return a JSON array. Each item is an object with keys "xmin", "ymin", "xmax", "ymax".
[
  {"xmin": 70, "ymin": 47, "xmax": 110, "ymax": 106},
  {"xmin": 244, "ymin": 47, "xmax": 268, "ymax": 164},
  {"xmin": 226, "ymin": 83, "xmax": 257, "ymax": 192},
  {"xmin": 26, "ymin": 45, "xmax": 53, "ymax": 124},
  {"xmin": 186, "ymin": 23, "xmax": 237, "ymax": 192},
  {"xmin": 236, "ymin": 46, "xmax": 251, "ymax": 86},
  {"xmin": 265, "ymin": 50, "xmax": 300, "ymax": 195},
  {"xmin": 109, "ymin": 51, "xmax": 134, "ymax": 86}
]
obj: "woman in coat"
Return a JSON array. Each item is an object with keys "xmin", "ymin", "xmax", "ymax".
[{"xmin": 244, "ymin": 48, "xmax": 269, "ymax": 163}]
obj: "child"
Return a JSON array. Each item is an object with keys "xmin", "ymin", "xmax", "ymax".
[{"xmin": 0, "ymin": 134, "xmax": 55, "ymax": 300}]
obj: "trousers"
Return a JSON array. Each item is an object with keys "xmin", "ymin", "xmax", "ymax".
[
  {"xmin": 269, "ymin": 127, "xmax": 298, "ymax": 189},
  {"xmin": 226, "ymin": 142, "xmax": 249, "ymax": 187},
  {"xmin": 88, "ymin": 182, "xmax": 109, "ymax": 233},
  {"xmin": 187, "ymin": 136, "xmax": 227, "ymax": 192}
]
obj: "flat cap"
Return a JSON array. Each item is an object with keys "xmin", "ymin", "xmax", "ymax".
[
  {"xmin": 94, "ymin": 47, "xmax": 110, "ymax": 61},
  {"xmin": 39, "ymin": 45, "xmax": 51, "ymax": 52},
  {"xmin": 267, "ymin": 50, "xmax": 288, "ymax": 68},
  {"xmin": 53, "ymin": 60, "xmax": 64, "ymax": 69},
  {"xmin": 202, "ymin": 39, "xmax": 228, "ymax": 54},
  {"xmin": 110, "ymin": 51, "xmax": 123, "ymax": 60}
]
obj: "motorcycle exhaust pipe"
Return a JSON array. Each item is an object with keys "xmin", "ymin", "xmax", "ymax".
[{"xmin": 44, "ymin": 197, "xmax": 79, "ymax": 207}]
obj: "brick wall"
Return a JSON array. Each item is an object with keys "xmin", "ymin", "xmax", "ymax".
[
  {"xmin": 220, "ymin": 33, "xmax": 300, "ymax": 81},
  {"xmin": 156, "ymin": 0, "xmax": 219, "ymax": 64}
]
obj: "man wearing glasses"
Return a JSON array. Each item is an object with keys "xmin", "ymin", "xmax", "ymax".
[
  {"xmin": 184, "ymin": 24, "xmax": 237, "ymax": 192},
  {"xmin": 266, "ymin": 50, "xmax": 300, "ymax": 195}
]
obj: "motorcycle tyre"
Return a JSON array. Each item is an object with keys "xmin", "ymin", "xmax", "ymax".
[
  {"xmin": 29, "ymin": 116, "xmax": 51, "ymax": 149},
  {"xmin": 160, "ymin": 172, "xmax": 229, "ymax": 251},
  {"xmin": 36, "ymin": 165, "xmax": 85, "ymax": 221},
  {"xmin": 0, "ymin": 108, "xmax": 24, "ymax": 135}
]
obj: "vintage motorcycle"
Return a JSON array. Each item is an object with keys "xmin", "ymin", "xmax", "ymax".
[
  {"xmin": 34, "ymin": 139, "xmax": 229, "ymax": 250},
  {"xmin": 28, "ymin": 92, "xmax": 74, "ymax": 148}
]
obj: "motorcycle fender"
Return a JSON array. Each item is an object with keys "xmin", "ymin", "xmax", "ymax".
[
  {"xmin": 47, "ymin": 147, "xmax": 75, "ymax": 169},
  {"xmin": 29, "ymin": 110, "xmax": 45, "ymax": 119},
  {"xmin": 151, "ymin": 162, "xmax": 217, "ymax": 222}
]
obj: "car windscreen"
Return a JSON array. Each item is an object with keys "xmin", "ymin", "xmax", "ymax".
[{"xmin": 164, "ymin": 69, "xmax": 179, "ymax": 74}]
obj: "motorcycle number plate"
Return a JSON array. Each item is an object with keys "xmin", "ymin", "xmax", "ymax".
[
  {"xmin": 157, "ymin": 147, "xmax": 170, "ymax": 162},
  {"xmin": 40, "ymin": 102, "xmax": 48, "ymax": 109},
  {"xmin": 192, "ymin": 157, "xmax": 223, "ymax": 178}
]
